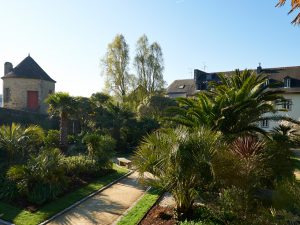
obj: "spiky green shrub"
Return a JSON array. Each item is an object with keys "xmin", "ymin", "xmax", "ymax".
[
  {"xmin": 83, "ymin": 133, "xmax": 115, "ymax": 168},
  {"xmin": 0, "ymin": 123, "xmax": 45, "ymax": 163},
  {"xmin": 133, "ymin": 127, "xmax": 222, "ymax": 220},
  {"xmin": 6, "ymin": 148, "xmax": 67, "ymax": 205},
  {"xmin": 44, "ymin": 129, "xmax": 60, "ymax": 148}
]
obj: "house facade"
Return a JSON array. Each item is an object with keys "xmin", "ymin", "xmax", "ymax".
[
  {"xmin": 1, "ymin": 56, "xmax": 56, "ymax": 114},
  {"xmin": 167, "ymin": 65, "xmax": 300, "ymax": 130}
]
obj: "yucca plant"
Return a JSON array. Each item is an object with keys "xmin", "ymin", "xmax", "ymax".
[
  {"xmin": 231, "ymin": 136, "xmax": 265, "ymax": 159},
  {"xmin": 133, "ymin": 127, "xmax": 222, "ymax": 220}
]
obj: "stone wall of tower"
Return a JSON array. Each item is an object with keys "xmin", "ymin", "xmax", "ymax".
[{"xmin": 2, "ymin": 78, "xmax": 55, "ymax": 114}]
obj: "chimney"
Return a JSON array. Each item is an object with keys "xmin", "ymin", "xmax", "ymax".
[
  {"xmin": 4, "ymin": 62, "xmax": 13, "ymax": 75},
  {"xmin": 257, "ymin": 62, "xmax": 262, "ymax": 74},
  {"xmin": 194, "ymin": 69, "xmax": 207, "ymax": 90}
]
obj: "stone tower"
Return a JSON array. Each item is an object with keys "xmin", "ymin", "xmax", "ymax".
[{"xmin": 1, "ymin": 56, "xmax": 56, "ymax": 114}]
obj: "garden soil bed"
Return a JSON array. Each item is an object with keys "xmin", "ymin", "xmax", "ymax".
[{"xmin": 140, "ymin": 205, "xmax": 176, "ymax": 225}]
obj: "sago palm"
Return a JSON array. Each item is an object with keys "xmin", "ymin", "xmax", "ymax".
[{"xmin": 133, "ymin": 127, "xmax": 222, "ymax": 220}]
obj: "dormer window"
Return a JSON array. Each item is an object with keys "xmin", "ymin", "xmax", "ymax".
[
  {"xmin": 284, "ymin": 78, "xmax": 291, "ymax": 88},
  {"xmin": 178, "ymin": 85, "xmax": 185, "ymax": 89}
]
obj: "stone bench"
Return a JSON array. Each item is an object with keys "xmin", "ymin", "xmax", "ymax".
[{"xmin": 117, "ymin": 157, "xmax": 132, "ymax": 169}]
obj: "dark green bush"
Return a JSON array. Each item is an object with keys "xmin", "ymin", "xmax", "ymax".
[
  {"xmin": 44, "ymin": 130, "xmax": 60, "ymax": 148},
  {"xmin": 263, "ymin": 140, "xmax": 294, "ymax": 182},
  {"xmin": 0, "ymin": 175, "xmax": 18, "ymax": 200},
  {"xmin": 273, "ymin": 180, "xmax": 300, "ymax": 213},
  {"xmin": 7, "ymin": 148, "xmax": 67, "ymax": 205},
  {"xmin": 62, "ymin": 155, "xmax": 104, "ymax": 177},
  {"xmin": 83, "ymin": 133, "xmax": 115, "ymax": 168}
]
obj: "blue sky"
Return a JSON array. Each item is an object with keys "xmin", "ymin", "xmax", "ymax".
[{"xmin": 0, "ymin": 0, "xmax": 299, "ymax": 97}]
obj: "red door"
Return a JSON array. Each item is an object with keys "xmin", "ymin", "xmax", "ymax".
[{"xmin": 27, "ymin": 91, "xmax": 39, "ymax": 111}]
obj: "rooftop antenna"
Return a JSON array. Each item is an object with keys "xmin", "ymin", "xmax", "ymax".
[
  {"xmin": 188, "ymin": 68, "xmax": 193, "ymax": 79},
  {"xmin": 203, "ymin": 62, "xmax": 207, "ymax": 71}
]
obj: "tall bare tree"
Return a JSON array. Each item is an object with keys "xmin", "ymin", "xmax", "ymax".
[
  {"xmin": 103, "ymin": 34, "xmax": 133, "ymax": 102},
  {"xmin": 276, "ymin": 0, "xmax": 300, "ymax": 24},
  {"xmin": 134, "ymin": 35, "xmax": 165, "ymax": 95}
]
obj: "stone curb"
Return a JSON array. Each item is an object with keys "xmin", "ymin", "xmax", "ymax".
[
  {"xmin": 39, "ymin": 169, "xmax": 133, "ymax": 225},
  {"xmin": 137, "ymin": 190, "xmax": 165, "ymax": 225},
  {"xmin": 0, "ymin": 218, "xmax": 14, "ymax": 225},
  {"xmin": 112, "ymin": 186, "xmax": 151, "ymax": 225}
]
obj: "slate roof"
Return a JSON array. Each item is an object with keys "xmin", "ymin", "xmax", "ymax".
[
  {"xmin": 167, "ymin": 66, "xmax": 300, "ymax": 95},
  {"xmin": 2, "ymin": 56, "xmax": 56, "ymax": 83},
  {"xmin": 167, "ymin": 79, "xmax": 196, "ymax": 96},
  {"xmin": 260, "ymin": 66, "xmax": 300, "ymax": 81}
]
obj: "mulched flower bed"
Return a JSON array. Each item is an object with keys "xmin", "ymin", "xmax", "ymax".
[{"xmin": 140, "ymin": 205, "xmax": 177, "ymax": 225}]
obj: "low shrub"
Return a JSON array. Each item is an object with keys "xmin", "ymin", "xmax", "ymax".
[
  {"xmin": 6, "ymin": 148, "xmax": 67, "ymax": 205},
  {"xmin": 44, "ymin": 130, "xmax": 60, "ymax": 149},
  {"xmin": 272, "ymin": 180, "xmax": 300, "ymax": 213},
  {"xmin": 83, "ymin": 133, "xmax": 115, "ymax": 168},
  {"xmin": 62, "ymin": 155, "xmax": 105, "ymax": 177},
  {"xmin": 263, "ymin": 140, "xmax": 294, "ymax": 182}
]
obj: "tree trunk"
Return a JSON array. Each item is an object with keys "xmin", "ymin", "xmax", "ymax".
[{"xmin": 60, "ymin": 111, "xmax": 68, "ymax": 152}]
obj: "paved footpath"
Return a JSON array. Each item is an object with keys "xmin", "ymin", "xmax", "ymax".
[{"xmin": 47, "ymin": 172, "xmax": 147, "ymax": 225}]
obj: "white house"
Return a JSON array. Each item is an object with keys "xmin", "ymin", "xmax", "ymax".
[{"xmin": 167, "ymin": 65, "xmax": 300, "ymax": 130}]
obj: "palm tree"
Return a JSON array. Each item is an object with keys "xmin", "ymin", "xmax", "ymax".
[
  {"xmin": 271, "ymin": 124, "xmax": 300, "ymax": 146},
  {"xmin": 276, "ymin": 0, "xmax": 300, "ymax": 24},
  {"xmin": 0, "ymin": 123, "xmax": 44, "ymax": 163},
  {"xmin": 168, "ymin": 70, "xmax": 298, "ymax": 138},
  {"xmin": 133, "ymin": 127, "xmax": 222, "ymax": 220},
  {"xmin": 46, "ymin": 92, "xmax": 77, "ymax": 151}
]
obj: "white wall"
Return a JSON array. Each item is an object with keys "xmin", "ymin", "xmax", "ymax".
[
  {"xmin": 261, "ymin": 93, "xmax": 300, "ymax": 131},
  {"xmin": 168, "ymin": 93, "xmax": 187, "ymax": 98}
]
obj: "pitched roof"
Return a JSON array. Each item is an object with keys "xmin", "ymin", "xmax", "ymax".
[
  {"xmin": 167, "ymin": 66, "xmax": 300, "ymax": 96},
  {"xmin": 167, "ymin": 79, "xmax": 195, "ymax": 96},
  {"xmin": 260, "ymin": 66, "xmax": 300, "ymax": 81},
  {"xmin": 2, "ymin": 56, "xmax": 56, "ymax": 82}
]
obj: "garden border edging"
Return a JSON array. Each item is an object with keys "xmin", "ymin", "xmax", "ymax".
[{"xmin": 113, "ymin": 186, "xmax": 152, "ymax": 225}]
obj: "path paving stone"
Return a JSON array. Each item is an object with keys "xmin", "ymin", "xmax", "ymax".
[{"xmin": 47, "ymin": 172, "xmax": 146, "ymax": 225}]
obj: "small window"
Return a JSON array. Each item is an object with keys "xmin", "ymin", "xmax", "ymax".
[
  {"xmin": 282, "ymin": 99, "xmax": 292, "ymax": 111},
  {"xmin": 4, "ymin": 88, "xmax": 10, "ymax": 103},
  {"xmin": 178, "ymin": 85, "xmax": 185, "ymax": 89},
  {"xmin": 261, "ymin": 119, "xmax": 269, "ymax": 128},
  {"xmin": 48, "ymin": 90, "xmax": 53, "ymax": 95},
  {"xmin": 206, "ymin": 74, "xmax": 212, "ymax": 80},
  {"xmin": 264, "ymin": 79, "xmax": 269, "ymax": 87},
  {"xmin": 284, "ymin": 78, "xmax": 291, "ymax": 88}
]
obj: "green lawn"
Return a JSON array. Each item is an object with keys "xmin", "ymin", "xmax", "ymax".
[
  {"xmin": 0, "ymin": 164, "xmax": 128, "ymax": 225},
  {"xmin": 292, "ymin": 157, "xmax": 300, "ymax": 170},
  {"xmin": 117, "ymin": 188, "xmax": 161, "ymax": 225}
]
